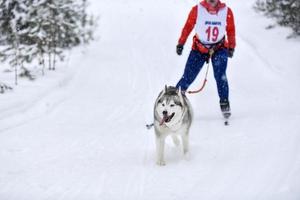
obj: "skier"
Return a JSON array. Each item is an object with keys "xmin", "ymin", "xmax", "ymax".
[{"xmin": 175, "ymin": 0, "xmax": 236, "ymax": 119}]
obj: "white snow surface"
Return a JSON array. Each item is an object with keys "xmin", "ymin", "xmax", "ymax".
[{"xmin": 1, "ymin": 0, "xmax": 300, "ymax": 199}]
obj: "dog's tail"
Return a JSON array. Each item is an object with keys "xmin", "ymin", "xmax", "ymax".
[{"xmin": 146, "ymin": 123, "xmax": 154, "ymax": 130}]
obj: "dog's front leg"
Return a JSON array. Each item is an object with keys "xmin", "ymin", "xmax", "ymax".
[
  {"xmin": 156, "ymin": 136, "xmax": 166, "ymax": 166},
  {"xmin": 182, "ymin": 134, "xmax": 189, "ymax": 155}
]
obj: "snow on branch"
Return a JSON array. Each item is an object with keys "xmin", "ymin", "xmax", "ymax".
[
  {"xmin": 0, "ymin": 0, "xmax": 97, "ymax": 85},
  {"xmin": 255, "ymin": 0, "xmax": 300, "ymax": 37}
]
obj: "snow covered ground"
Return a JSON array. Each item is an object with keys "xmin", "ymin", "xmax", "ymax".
[{"xmin": 1, "ymin": 0, "xmax": 300, "ymax": 199}]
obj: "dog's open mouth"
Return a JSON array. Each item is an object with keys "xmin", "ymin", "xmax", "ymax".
[{"xmin": 160, "ymin": 112, "xmax": 175, "ymax": 125}]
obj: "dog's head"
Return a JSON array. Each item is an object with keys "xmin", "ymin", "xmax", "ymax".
[{"xmin": 155, "ymin": 85, "xmax": 185, "ymax": 126}]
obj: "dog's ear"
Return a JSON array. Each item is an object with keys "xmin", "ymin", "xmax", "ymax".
[
  {"xmin": 157, "ymin": 85, "xmax": 167, "ymax": 102},
  {"xmin": 178, "ymin": 87, "xmax": 184, "ymax": 104}
]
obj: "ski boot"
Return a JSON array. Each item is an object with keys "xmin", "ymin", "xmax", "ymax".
[{"xmin": 220, "ymin": 99, "xmax": 231, "ymax": 125}]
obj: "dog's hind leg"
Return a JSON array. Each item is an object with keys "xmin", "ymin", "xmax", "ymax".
[{"xmin": 156, "ymin": 136, "xmax": 166, "ymax": 166}]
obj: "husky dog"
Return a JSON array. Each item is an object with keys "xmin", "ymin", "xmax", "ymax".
[{"xmin": 153, "ymin": 86, "xmax": 193, "ymax": 165}]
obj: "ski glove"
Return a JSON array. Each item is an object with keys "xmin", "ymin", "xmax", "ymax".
[
  {"xmin": 228, "ymin": 48, "xmax": 234, "ymax": 58},
  {"xmin": 176, "ymin": 44, "xmax": 184, "ymax": 55}
]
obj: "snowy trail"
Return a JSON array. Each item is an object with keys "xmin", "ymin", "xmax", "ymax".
[{"xmin": 1, "ymin": 0, "xmax": 300, "ymax": 199}]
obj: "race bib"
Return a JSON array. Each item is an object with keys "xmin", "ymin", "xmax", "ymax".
[{"xmin": 195, "ymin": 5, "xmax": 228, "ymax": 45}]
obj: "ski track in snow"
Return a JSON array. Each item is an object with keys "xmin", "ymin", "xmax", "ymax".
[{"xmin": 0, "ymin": 0, "xmax": 300, "ymax": 199}]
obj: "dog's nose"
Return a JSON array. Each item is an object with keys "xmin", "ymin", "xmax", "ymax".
[{"xmin": 162, "ymin": 111, "xmax": 168, "ymax": 115}]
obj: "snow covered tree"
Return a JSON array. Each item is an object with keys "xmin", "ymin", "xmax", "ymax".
[
  {"xmin": 0, "ymin": 0, "xmax": 96, "ymax": 84},
  {"xmin": 0, "ymin": 0, "xmax": 35, "ymax": 84},
  {"xmin": 27, "ymin": 0, "xmax": 97, "ymax": 70},
  {"xmin": 0, "ymin": 82, "xmax": 13, "ymax": 94},
  {"xmin": 255, "ymin": 0, "xmax": 300, "ymax": 37}
]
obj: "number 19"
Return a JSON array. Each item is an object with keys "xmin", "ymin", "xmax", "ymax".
[{"xmin": 206, "ymin": 26, "xmax": 219, "ymax": 42}]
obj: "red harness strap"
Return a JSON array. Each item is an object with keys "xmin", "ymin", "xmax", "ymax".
[
  {"xmin": 187, "ymin": 49, "xmax": 214, "ymax": 94},
  {"xmin": 187, "ymin": 37, "xmax": 226, "ymax": 95},
  {"xmin": 187, "ymin": 60, "xmax": 210, "ymax": 94}
]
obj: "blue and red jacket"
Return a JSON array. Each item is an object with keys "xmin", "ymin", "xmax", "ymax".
[{"xmin": 178, "ymin": 0, "xmax": 236, "ymax": 53}]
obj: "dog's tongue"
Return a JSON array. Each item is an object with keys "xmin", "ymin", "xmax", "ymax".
[
  {"xmin": 159, "ymin": 113, "xmax": 175, "ymax": 126},
  {"xmin": 160, "ymin": 116, "xmax": 168, "ymax": 126}
]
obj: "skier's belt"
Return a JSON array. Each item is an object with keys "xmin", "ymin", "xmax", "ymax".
[{"xmin": 192, "ymin": 36, "xmax": 225, "ymax": 53}]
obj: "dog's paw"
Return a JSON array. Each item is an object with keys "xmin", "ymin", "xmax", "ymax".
[
  {"xmin": 156, "ymin": 160, "xmax": 166, "ymax": 166},
  {"xmin": 183, "ymin": 151, "xmax": 191, "ymax": 161},
  {"xmin": 183, "ymin": 148, "xmax": 189, "ymax": 155}
]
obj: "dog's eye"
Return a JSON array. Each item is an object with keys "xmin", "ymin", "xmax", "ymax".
[
  {"xmin": 162, "ymin": 103, "xmax": 165, "ymax": 107},
  {"xmin": 170, "ymin": 104, "xmax": 175, "ymax": 107}
]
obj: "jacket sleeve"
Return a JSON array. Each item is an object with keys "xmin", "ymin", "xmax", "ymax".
[
  {"xmin": 178, "ymin": 6, "xmax": 197, "ymax": 45},
  {"xmin": 226, "ymin": 7, "xmax": 236, "ymax": 49}
]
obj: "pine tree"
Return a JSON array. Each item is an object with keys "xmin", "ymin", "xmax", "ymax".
[
  {"xmin": 255, "ymin": 0, "xmax": 300, "ymax": 37},
  {"xmin": 0, "ymin": 0, "xmax": 32, "ymax": 84},
  {"xmin": 0, "ymin": 0, "xmax": 97, "ymax": 83}
]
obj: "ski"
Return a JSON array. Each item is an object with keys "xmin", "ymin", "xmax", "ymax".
[
  {"xmin": 224, "ymin": 119, "xmax": 229, "ymax": 126},
  {"xmin": 220, "ymin": 100, "xmax": 231, "ymax": 126}
]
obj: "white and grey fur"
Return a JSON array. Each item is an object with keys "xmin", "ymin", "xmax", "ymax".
[{"xmin": 153, "ymin": 86, "xmax": 193, "ymax": 166}]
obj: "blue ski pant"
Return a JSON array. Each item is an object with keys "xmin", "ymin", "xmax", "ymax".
[{"xmin": 176, "ymin": 48, "xmax": 229, "ymax": 102}]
